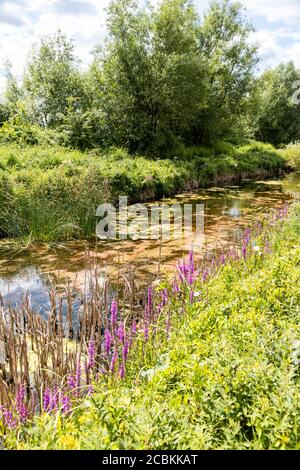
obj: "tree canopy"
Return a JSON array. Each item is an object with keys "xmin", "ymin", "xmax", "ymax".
[{"xmin": 0, "ymin": 0, "xmax": 299, "ymax": 153}]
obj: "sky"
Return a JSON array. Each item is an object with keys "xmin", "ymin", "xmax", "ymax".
[{"xmin": 0, "ymin": 0, "xmax": 300, "ymax": 91}]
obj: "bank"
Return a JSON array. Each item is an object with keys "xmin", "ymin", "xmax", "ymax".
[{"xmin": 0, "ymin": 140, "xmax": 298, "ymax": 242}]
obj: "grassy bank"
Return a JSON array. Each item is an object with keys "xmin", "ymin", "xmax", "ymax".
[
  {"xmin": 2, "ymin": 203, "xmax": 300, "ymax": 449},
  {"xmin": 0, "ymin": 141, "xmax": 295, "ymax": 241}
]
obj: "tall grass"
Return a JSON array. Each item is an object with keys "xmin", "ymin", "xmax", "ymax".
[{"xmin": 0, "ymin": 141, "xmax": 292, "ymax": 242}]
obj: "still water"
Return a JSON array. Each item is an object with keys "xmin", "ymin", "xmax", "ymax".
[{"xmin": 0, "ymin": 172, "xmax": 299, "ymax": 313}]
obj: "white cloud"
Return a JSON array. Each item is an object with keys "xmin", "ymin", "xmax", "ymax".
[
  {"xmin": 243, "ymin": 0, "xmax": 300, "ymax": 25},
  {"xmin": 0, "ymin": 0, "xmax": 110, "ymax": 90},
  {"xmin": 249, "ymin": 26, "xmax": 300, "ymax": 72},
  {"xmin": 0, "ymin": 0, "xmax": 300, "ymax": 93}
]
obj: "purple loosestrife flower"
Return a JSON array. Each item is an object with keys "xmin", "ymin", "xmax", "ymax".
[
  {"xmin": 16, "ymin": 384, "xmax": 27, "ymax": 424},
  {"xmin": 117, "ymin": 321, "xmax": 125, "ymax": 344},
  {"xmin": 61, "ymin": 395, "xmax": 71, "ymax": 414},
  {"xmin": 110, "ymin": 349, "xmax": 118, "ymax": 374},
  {"xmin": 87, "ymin": 384, "xmax": 94, "ymax": 395},
  {"xmin": 144, "ymin": 322, "xmax": 149, "ymax": 341},
  {"xmin": 220, "ymin": 254, "xmax": 226, "ymax": 265},
  {"xmin": 49, "ymin": 386, "xmax": 58, "ymax": 412},
  {"xmin": 104, "ymin": 329, "xmax": 112, "ymax": 356},
  {"xmin": 202, "ymin": 269, "xmax": 209, "ymax": 282},
  {"xmin": 88, "ymin": 338, "xmax": 96, "ymax": 370},
  {"xmin": 0, "ymin": 407, "xmax": 17, "ymax": 429},
  {"xmin": 43, "ymin": 387, "xmax": 51, "ymax": 412},
  {"xmin": 119, "ymin": 363, "xmax": 125, "ymax": 380},
  {"xmin": 132, "ymin": 321, "xmax": 137, "ymax": 336},
  {"xmin": 162, "ymin": 288, "xmax": 168, "ymax": 306},
  {"xmin": 110, "ymin": 300, "xmax": 118, "ymax": 327},
  {"xmin": 123, "ymin": 340, "xmax": 129, "ymax": 362},
  {"xmin": 172, "ymin": 279, "xmax": 180, "ymax": 294},
  {"xmin": 68, "ymin": 374, "xmax": 76, "ymax": 392}
]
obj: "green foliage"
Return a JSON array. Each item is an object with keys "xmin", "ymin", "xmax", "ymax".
[
  {"xmin": 97, "ymin": 0, "xmax": 207, "ymax": 154},
  {"xmin": 279, "ymin": 142, "xmax": 300, "ymax": 169},
  {"xmin": 0, "ymin": 0, "xmax": 259, "ymax": 153},
  {"xmin": 23, "ymin": 30, "xmax": 83, "ymax": 129},
  {"xmin": 0, "ymin": 141, "xmax": 289, "ymax": 241},
  {"xmin": 192, "ymin": 0, "xmax": 258, "ymax": 144},
  {"xmin": 4, "ymin": 204, "xmax": 300, "ymax": 449},
  {"xmin": 252, "ymin": 62, "xmax": 300, "ymax": 146}
]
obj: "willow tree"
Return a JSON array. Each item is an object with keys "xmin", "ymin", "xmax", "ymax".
[
  {"xmin": 193, "ymin": 0, "xmax": 258, "ymax": 144},
  {"xmin": 252, "ymin": 62, "xmax": 300, "ymax": 146},
  {"xmin": 23, "ymin": 30, "xmax": 83, "ymax": 128},
  {"xmin": 99, "ymin": 0, "xmax": 206, "ymax": 154}
]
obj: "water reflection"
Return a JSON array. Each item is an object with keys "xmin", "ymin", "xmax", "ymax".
[{"xmin": 0, "ymin": 172, "xmax": 299, "ymax": 313}]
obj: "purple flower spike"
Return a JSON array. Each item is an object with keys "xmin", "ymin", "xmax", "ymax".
[
  {"xmin": 119, "ymin": 363, "xmax": 125, "ymax": 380},
  {"xmin": 43, "ymin": 387, "xmax": 51, "ymax": 412},
  {"xmin": 111, "ymin": 300, "xmax": 118, "ymax": 326},
  {"xmin": 110, "ymin": 349, "xmax": 118, "ymax": 373},
  {"xmin": 117, "ymin": 322, "xmax": 125, "ymax": 344},
  {"xmin": 16, "ymin": 384, "xmax": 27, "ymax": 424},
  {"xmin": 88, "ymin": 338, "xmax": 96, "ymax": 370},
  {"xmin": 144, "ymin": 322, "xmax": 149, "ymax": 341},
  {"xmin": 104, "ymin": 329, "xmax": 112, "ymax": 355},
  {"xmin": 61, "ymin": 395, "xmax": 71, "ymax": 414},
  {"xmin": 0, "ymin": 406, "xmax": 17, "ymax": 429},
  {"xmin": 49, "ymin": 386, "xmax": 58, "ymax": 412},
  {"xmin": 123, "ymin": 340, "xmax": 129, "ymax": 362},
  {"xmin": 68, "ymin": 374, "xmax": 76, "ymax": 392}
]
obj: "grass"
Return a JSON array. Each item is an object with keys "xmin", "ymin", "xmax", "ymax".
[
  {"xmin": 279, "ymin": 142, "xmax": 300, "ymax": 169},
  {"xmin": 2, "ymin": 203, "xmax": 300, "ymax": 449},
  {"xmin": 0, "ymin": 140, "xmax": 295, "ymax": 242}
]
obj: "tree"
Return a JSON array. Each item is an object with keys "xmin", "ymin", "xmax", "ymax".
[
  {"xmin": 2, "ymin": 60, "xmax": 23, "ymax": 117},
  {"xmin": 252, "ymin": 62, "xmax": 300, "ymax": 146},
  {"xmin": 99, "ymin": 0, "xmax": 206, "ymax": 154},
  {"xmin": 192, "ymin": 0, "xmax": 258, "ymax": 144},
  {"xmin": 23, "ymin": 30, "xmax": 83, "ymax": 128}
]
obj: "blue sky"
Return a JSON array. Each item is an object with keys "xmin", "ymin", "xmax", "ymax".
[{"xmin": 0, "ymin": 0, "xmax": 300, "ymax": 90}]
